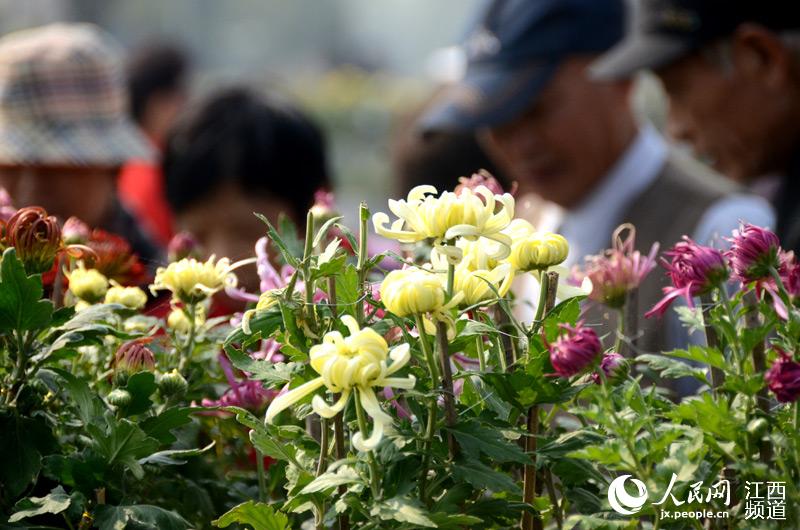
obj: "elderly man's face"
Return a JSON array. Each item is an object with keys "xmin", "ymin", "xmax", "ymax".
[
  {"xmin": 480, "ymin": 57, "xmax": 635, "ymax": 208},
  {"xmin": 656, "ymin": 31, "xmax": 799, "ymax": 182}
]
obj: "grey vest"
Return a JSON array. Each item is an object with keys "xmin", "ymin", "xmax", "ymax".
[{"xmin": 585, "ymin": 151, "xmax": 739, "ymax": 355}]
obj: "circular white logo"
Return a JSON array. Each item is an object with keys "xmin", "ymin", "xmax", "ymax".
[{"xmin": 608, "ymin": 475, "xmax": 649, "ymax": 515}]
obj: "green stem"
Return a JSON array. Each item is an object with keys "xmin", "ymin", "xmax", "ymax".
[
  {"xmin": 717, "ymin": 283, "xmax": 744, "ymax": 372},
  {"xmin": 353, "ymin": 389, "xmax": 380, "ymax": 498},
  {"xmin": 494, "ymin": 335, "xmax": 508, "ymax": 372},
  {"xmin": 475, "ymin": 336, "xmax": 486, "ymax": 372},
  {"xmin": 414, "ymin": 315, "xmax": 439, "ymax": 383},
  {"xmin": 529, "ymin": 271, "xmax": 550, "ymax": 337},
  {"xmin": 256, "ymin": 448, "xmax": 267, "ymax": 502},
  {"xmin": 436, "ymin": 321, "xmax": 458, "ymax": 458},
  {"xmin": 303, "ymin": 210, "xmax": 317, "ymax": 332},
  {"xmin": 179, "ymin": 303, "xmax": 197, "ymax": 372},
  {"xmin": 614, "ymin": 308, "xmax": 624, "ymax": 354},
  {"xmin": 446, "ymin": 262, "xmax": 455, "ymax": 300},
  {"xmin": 356, "ymin": 202, "xmax": 369, "ymax": 326},
  {"xmin": 599, "ymin": 372, "xmax": 650, "ymax": 483}
]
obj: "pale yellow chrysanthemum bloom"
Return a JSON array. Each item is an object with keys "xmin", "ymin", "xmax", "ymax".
[
  {"xmin": 432, "ymin": 249, "xmax": 514, "ymax": 308},
  {"xmin": 68, "ymin": 262, "xmax": 109, "ymax": 304},
  {"xmin": 508, "ymin": 231, "xmax": 569, "ymax": 272},
  {"xmin": 372, "ymin": 185, "xmax": 515, "ymax": 254},
  {"xmin": 459, "ymin": 218, "xmax": 536, "ymax": 271},
  {"xmin": 150, "ymin": 255, "xmax": 249, "ymax": 304},
  {"xmin": 167, "ymin": 304, "xmax": 207, "ymax": 333},
  {"xmin": 380, "ymin": 267, "xmax": 464, "ymax": 317},
  {"xmin": 265, "ymin": 315, "xmax": 415, "ymax": 451},
  {"xmin": 104, "ymin": 283, "xmax": 147, "ymax": 310}
]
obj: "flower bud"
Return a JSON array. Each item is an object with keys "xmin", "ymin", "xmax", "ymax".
[
  {"xmin": 765, "ymin": 349, "xmax": 800, "ymax": 403},
  {"xmin": 68, "ymin": 263, "xmax": 109, "ymax": 304},
  {"xmin": 310, "ymin": 189, "xmax": 337, "ymax": 223},
  {"xmin": 167, "ymin": 231, "xmax": 201, "ymax": 262},
  {"xmin": 159, "ymin": 369, "xmax": 188, "ymax": 397},
  {"xmin": 62, "ymin": 217, "xmax": 91, "ymax": 245},
  {"xmin": 508, "ymin": 231, "xmax": 569, "ymax": 272},
  {"xmin": 114, "ymin": 340, "xmax": 156, "ymax": 377},
  {"xmin": 104, "ymin": 284, "xmax": 147, "ymax": 310},
  {"xmin": 592, "ymin": 352, "xmax": 629, "ymax": 385},
  {"xmin": 454, "ymin": 170, "xmax": 506, "ymax": 197},
  {"xmin": 379, "ymin": 268, "xmax": 445, "ymax": 317},
  {"xmin": 5, "ymin": 206, "xmax": 61, "ymax": 274},
  {"xmin": 548, "ymin": 322, "xmax": 602, "ymax": 377},
  {"xmin": 646, "ymin": 237, "xmax": 729, "ymax": 318},
  {"xmin": 728, "ymin": 223, "xmax": 781, "ymax": 283},
  {"xmin": 107, "ymin": 388, "xmax": 132, "ymax": 408}
]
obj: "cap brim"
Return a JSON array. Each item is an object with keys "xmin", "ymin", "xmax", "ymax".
[
  {"xmin": 0, "ymin": 117, "xmax": 154, "ymax": 166},
  {"xmin": 590, "ymin": 34, "xmax": 692, "ymax": 80},
  {"xmin": 418, "ymin": 60, "xmax": 559, "ymax": 133}
]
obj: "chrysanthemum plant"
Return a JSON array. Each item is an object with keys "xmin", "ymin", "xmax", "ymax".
[
  {"xmin": 562, "ymin": 223, "xmax": 800, "ymax": 528},
  {"xmin": 218, "ymin": 178, "xmax": 609, "ymax": 530}
]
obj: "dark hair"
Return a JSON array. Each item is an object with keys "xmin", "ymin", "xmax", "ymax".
[
  {"xmin": 127, "ymin": 43, "xmax": 188, "ymax": 124},
  {"xmin": 163, "ymin": 87, "xmax": 330, "ymax": 222},
  {"xmin": 392, "ymin": 90, "xmax": 510, "ymax": 196}
]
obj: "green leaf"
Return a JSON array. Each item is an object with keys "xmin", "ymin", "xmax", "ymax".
[
  {"xmin": 312, "ymin": 215, "xmax": 344, "ymax": 248},
  {"xmin": 0, "ymin": 412, "xmax": 55, "ymax": 500},
  {"xmin": 452, "ymin": 459, "xmax": 521, "ymax": 494},
  {"xmin": 212, "ymin": 500, "xmax": 289, "ymax": 529},
  {"xmin": 224, "ymin": 308, "xmax": 283, "ymax": 352},
  {"xmin": 139, "ymin": 406, "xmax": 201, "ymax": 445},
  {"xmin": 311, "ymin": 253, "xmax": 346, "ymax": 280},
  {"xmin": 0, "ymin": 247, "xmax": 53, "ymax": 332},
  {"xmin": 255, "ymin": 213, "xmax": 300, "ymax": 268},
  {"xmin": 637, "ymin": 354, "xmax": 710, "ymax": 381},
  {"xmin": 89, "ymin": 418, "xmax": 159, "ymax": 479},
  {"xmin": 49, "ymin": 368, "xmax": 102, "ymax": 426},
  {"xmin": 448, "ymin": 420, "xmax": 531, "ymax": 464},
  {"xmin": 334, "ymin": 264, "xmax": 360, "ymax": 318},
  {"xmin": 94, "ymin": 504, "xmax": 191, "ymax": 530},
  {"xmin": 138, "ymin": 441, "xmax": 215, "ymax": 466},
  {"xmin": 370, "ymin": 497, "xmax": 437, "ymax": 528},
  {"xmin": 9, "ymin": 486, "xmax": 71, "ymax": 522},
  {"xmin": 668, "ymin": 393, "xmax": 737, "ymax": 442},
  {"xmin": 224, "ymin": 344, "xmax": 302, "ymax": 385},
  {"xmin": 665, "ymin": 346, "xmax": 726, "ymax": 371},
  {"xmin": 300, "ymin": 465, "xmax": 362, "ymax": 494},
  {"xmin": 122, "ymin": 371, "xmax": 157, "ymax": 415},
  {"xmin": 250, "ymin": 429, "xmax": 300, "ymax": 467},
  {"xmin": 428, "ymin": 512, "xmax": 484, "ymax": 528}
]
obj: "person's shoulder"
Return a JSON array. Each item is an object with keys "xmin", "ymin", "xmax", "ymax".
[{"xmin": 659, "ymin": 149, "xmax": 740, "ymax": 199}]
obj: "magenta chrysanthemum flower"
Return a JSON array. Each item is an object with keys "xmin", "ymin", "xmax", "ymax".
[
  {"xmin": 454, "ymin": 170, "xmax": 510, "ymax": 197},
  {"xmin": 547, "ymin": 322, "xmax": 602, "ymax": 377},
  {"xmin": 765, "ymin": 349, "xmax": 800, "ymax": 403},
  {"xmin": 646, "ymin": 237, "xmax": 729, "ymax": 318},
  {"xmin": 591, "ymin": 352, "xmax": 629, "ymax": 384},
  {"xmin": 577, "ymin": 224, "xmax": 658, "ymax": 309},
  {"xmin": 727, "ymin": 223, "xmax": 781, "ymax": 283},
  {"xmin": 167, "ymin": 231, "xmax": 201, "ymax": 262}
]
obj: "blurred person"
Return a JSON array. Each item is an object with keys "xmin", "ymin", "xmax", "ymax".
[
  {"xmin": 419, "ymin": 0, "xmax": 774, "ymax": 356},
  {"xmin": 119, "ymin": 42, "xmax": 190, "ymax": 247},
  {"xmin": 0, "ymin": 23, "xmax": 159, "ymax": 265},
  {"xmin": 163, "ymin": 87, "xmax": 330, "ymax": 293},
  {"xmin": 392, "ymin": 89, "xmax": 511, "ymax": 196},
  {"xmin": 593, "ymin": 0, "xmax": 800, "ymax": 253}
]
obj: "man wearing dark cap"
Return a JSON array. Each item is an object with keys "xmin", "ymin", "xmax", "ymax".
[
  {"xmin": 594, "ymin": 0, "xmax": 800, "ymax": 252},
  {"xmin": 420, "ymin": 0, "xmax": 773, "ymax": 356}
]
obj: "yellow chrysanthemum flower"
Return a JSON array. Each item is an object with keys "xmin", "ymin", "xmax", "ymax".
[
  {"xmin": 265, "ymin": 316, "xmax": 414, "ymax": 451},
  {"xmin": 167, "ymin": 304, "xmax": 206, "ymax": 333},
  {"xmin": 380, "ymin": 268, "xmax": 448, "ymax": 317},
  {"xmin": 372, "ymin": 185, "xmax": 515, "ymax": 257},
  {"xmin": 68, "ymin": 262, "xmax": 109, "ymax": 304},
  {"xmin": 150, "ymin": 255, "xmax": 242, "ymax": 304},
  {"xmin": 104, "ymin": 283, "xmax": 147, "ymax": 310},
  {"xmin": 508, "ymin": 231, "xmax": 569, "ymax": 272}
]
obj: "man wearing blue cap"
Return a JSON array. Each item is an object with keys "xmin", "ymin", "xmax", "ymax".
[
  {"xmin": 420, "ymin": 0, "xmax": 774, "ymax": 355},
  {"xmin": 594, "ymin": 0, "xmax": 800, "ymax": 254}
]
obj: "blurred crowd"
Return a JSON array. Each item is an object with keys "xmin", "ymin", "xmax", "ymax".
[{"xmin": 0, "ymin": 0, "xmax": 799, "ymax": 355}]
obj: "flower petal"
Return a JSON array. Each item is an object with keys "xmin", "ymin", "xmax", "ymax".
[{"xmin": 265, "ymin": 378, "xmax": 326, "ymax": 423}]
